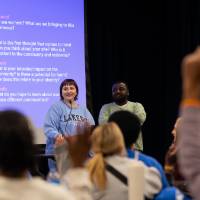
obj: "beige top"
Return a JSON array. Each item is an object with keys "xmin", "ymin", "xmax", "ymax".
[{"xmin": 98, "ymin": 101, "xmax": 146, "ymax": 151}]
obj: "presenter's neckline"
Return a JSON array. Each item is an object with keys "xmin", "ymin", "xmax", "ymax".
[{"xmin": 63, "ymin": 100, "xmax": 79, "ymax": 109}]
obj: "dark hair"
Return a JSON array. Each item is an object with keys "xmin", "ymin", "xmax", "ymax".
[
  {"xmin": 0, "ymin": 110, "xmax": 35, "ymax": 177},
  {"xmin": 59, "ymin": 79, "xmax": 79, "ymax": 100},
  {"xmin": 112, "ymin": 81, "xmax": 129, "ymax": 90},
  {"xmin": 108, "ymin": 110, "xmax": 141, "ymax": 148}
]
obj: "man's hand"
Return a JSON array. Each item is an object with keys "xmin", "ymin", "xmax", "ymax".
[{"xmin": 182, "ymin": 47, "xmax": 200, "ymax": 99}]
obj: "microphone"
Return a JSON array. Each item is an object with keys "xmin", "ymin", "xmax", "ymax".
[
  {"xmin": 65, "ymin": 100, "xmax": 73, "ymax": 135},
  {"xmin": 69, "ymin": 100, "xmax": 72, "ymax": 107},
  {"xmin": 68, "ymin": 100, "xmax": 72, "ymax": 116}
]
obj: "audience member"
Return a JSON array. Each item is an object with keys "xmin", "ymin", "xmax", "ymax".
[
  {"xmin": 98, "ymin": 81, "xmax": 146, "ymax": 151},
  {"xmin": 108, "ymin": 110, "xmax": 169, "ymax": 190},
  {"xmin": 177, "ymin": 47, "xmax": 200, "ymax": 200},
  {"xmin": 55, "ymin": 123, "xmax": 95, "ymax": 177},
  {"xmin": 164, "ymin": 117, "xmax": 192, "ymax": 199},
  {"xmin": 164, "ymin": 118, "xmax": 182, "ymax": 183},
  {"xmin": 59, "ymin": 123, "xmax": 93, "ymax": 200},
  {"xmin": 87, "ymin": 122, "xmax": 162, "ymax": 200}
]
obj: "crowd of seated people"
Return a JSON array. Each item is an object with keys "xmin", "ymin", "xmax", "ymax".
[
  {"xmin": 3, "ymin": 48, "xmax": 200, "ymax": 199},
  {"xmin": 86, "ymin": 122, "xmax": 162, "ymax": 200},
  {"xmin": 0, "ymin": 110, "xmax": 92, "ymax": 200}
]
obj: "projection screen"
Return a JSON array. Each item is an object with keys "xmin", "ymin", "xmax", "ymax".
[{"xmin": 0, "ymin": 0, "xmax": 86, "ymax": 143}]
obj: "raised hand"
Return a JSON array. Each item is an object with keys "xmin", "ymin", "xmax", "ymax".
[
  {"xmin": 182, "ymin": 47, "xmax": 200, "ymax": 99},
  {"xmin": 65, "ymin": 123, "xmax": 92, "ymax": 167}
]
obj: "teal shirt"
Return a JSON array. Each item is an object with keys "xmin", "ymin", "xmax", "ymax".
[{"xmin": 98, "ymin": 101, "xmax": 146, "ymax": 151}]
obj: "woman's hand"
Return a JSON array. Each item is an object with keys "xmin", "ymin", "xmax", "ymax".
[{"xmin": 55, "ymin": 134, "xmax": 65, "ymax": 146}]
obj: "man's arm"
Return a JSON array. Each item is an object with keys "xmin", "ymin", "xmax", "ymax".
[
  {"xmin": 133, "ymin": 103, "xmax": 146, "ymax": 125},
  {"xmin": 98, "ymin": 105, "xmax": 110, "ymax": 124}
]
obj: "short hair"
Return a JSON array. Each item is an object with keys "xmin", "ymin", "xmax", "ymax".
[
  {"xmin": 111, "ymin": 81, "xmax": 129, "ymax": 91},
  {"xmin": 108, "ymin": 110, "xmax": 141, "ymax": 148},
  {"xmin": 0, "ymin": 110, "xmax": 35, "ymax": 177},
  {"xmin": 59, "ymin": 79, "xmax": 79, "ymax": 100}
]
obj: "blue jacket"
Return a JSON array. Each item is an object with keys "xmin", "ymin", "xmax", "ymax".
[
  {"xmin": 127, "ymin": 149, "xmax": 169, "ymax": 189},
  {"xmin": 127, "ymin": 149, "xmax": 192, "ymax": 200}
]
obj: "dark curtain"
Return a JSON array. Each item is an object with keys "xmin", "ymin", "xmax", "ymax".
[{"xmin": 85, "ymin": 0, "xmax": 200, "ymax": 164}]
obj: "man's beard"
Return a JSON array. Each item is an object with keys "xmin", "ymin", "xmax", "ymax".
[{"xmin": 113, "ymin": 95, "xmax": 127, "ymax": 105}]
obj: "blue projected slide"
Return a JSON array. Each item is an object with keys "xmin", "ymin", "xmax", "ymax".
[{"xmin": 0, "ymin": 0, "xmax": 86, "ymax": 130}]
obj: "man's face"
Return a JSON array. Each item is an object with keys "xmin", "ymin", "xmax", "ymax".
[
  {"xmin": 112, "ymin": 82, "xmax": 129, "ymax": 103},
  {"xmin": 171, "ymin": 117, "xmax": 181, "ymax": 143}
]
